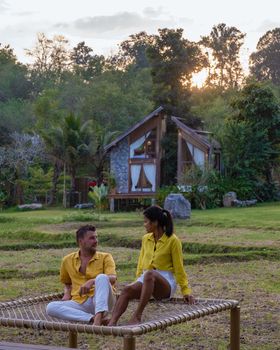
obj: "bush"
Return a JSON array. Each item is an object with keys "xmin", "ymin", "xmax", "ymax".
[{"xmin": 156, "ymin": 185, "xmax": 179, "ymax": 207}]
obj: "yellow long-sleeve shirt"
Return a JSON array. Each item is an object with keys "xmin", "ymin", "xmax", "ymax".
[
  {"xmin": 60, "ymin": 251, "xmax": 116, "ymax": 303},
  {"xmin": 136, "ymin": 232, "xmax": 191, "ymax": 296}
]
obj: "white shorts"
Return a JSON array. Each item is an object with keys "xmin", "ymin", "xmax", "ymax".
[{"xmin": 136, "ymin": 270, "xmax": 177, "ymax": 298}]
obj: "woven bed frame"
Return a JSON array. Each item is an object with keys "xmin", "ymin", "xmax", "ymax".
[{"xmin": 0, "ymin": 293, "xmax": 240, "ymax": 350}]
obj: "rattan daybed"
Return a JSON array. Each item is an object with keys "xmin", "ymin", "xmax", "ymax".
[{"xmin": 0, "ymin": 293, "xmax": 240, "ymax": 350}]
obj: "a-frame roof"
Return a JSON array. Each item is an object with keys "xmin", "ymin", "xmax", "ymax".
[
  {"xmin": 171, "ymin": 116, "xmax": 221, "ymax": 150},
  {"xmin": 104, "ymin": 106, "xmax": 164, "ymax": 152}
]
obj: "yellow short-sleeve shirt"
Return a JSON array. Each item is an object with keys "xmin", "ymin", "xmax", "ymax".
[{"xmin": 60, "ymin": 251, "xmax": 116, "ymax": 303}]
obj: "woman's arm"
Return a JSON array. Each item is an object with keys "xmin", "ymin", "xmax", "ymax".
[
  {"xmin": 171, "ymin": 237, "xmax": 193, "ymax": 298},
  {"xmin": 136, "ymin": 237, "xmax": 145, "ymax": 278}
]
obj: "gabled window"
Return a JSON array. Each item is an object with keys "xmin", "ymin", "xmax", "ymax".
[{"xmin": 130, "ymin": 129, "xmax": 156, "ymax": 159}]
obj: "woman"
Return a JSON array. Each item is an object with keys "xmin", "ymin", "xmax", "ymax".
[{"xmin": 108, "ymin": 205, "xmax": 194, "ymax": 326}]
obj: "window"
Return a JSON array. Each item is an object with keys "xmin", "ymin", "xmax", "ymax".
[{"xmin": 130, "ymin": 129, "xmax": 156, "ymax": 159}]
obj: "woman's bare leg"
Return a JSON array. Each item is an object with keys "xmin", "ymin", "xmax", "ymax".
[
  {"xmin": 129, "ymin": 270, "xmax": 171, "ymax": 324},
  {"xmin": 108, "ymin": 282, "xmax": 142, "ymax": 326}
]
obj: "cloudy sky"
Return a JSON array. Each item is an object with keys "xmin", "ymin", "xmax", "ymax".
[{"xmin": 1, "ymin": 0, "xmax": 280, "ymax": 69}]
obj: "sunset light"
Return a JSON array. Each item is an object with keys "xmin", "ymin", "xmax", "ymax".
[{"xmin": 191, "ymin": 68, "xmax": 208, "ymax": 88}]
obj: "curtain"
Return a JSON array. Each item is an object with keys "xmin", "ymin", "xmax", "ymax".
[
  {"xmin": 131, "ymin": 164, "xmax": 141, "ymax": 191},
  {"xmin": 143, "ymin": 164, "xmax": 156, "ymax": 192},
  {"xmin": 130, "ymin": 131, "xmax": 151, "ymax": 158},
  {"xmin": 193, "ymin": 147, "xmax": 205, "ymax": 166},
  {"xmin": 186, "ymin": 141, "xmax": 205, "ymax": 167}
]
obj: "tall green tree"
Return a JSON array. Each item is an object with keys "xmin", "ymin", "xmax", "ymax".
[
  {"xmin": 228, "ymin": 82, "xmax": 280, "ymax": 186},
  {"xmin": 147, "ymin": 28, "xmax": 207, "ymax": 122},
  {"xmin": 0, "ymin": 44, "xmax": 31, "ymax": 101},
  {"xmin": 201, "ymin": 23, "xmax": 245, "ymax": 89},
  {"xmin": 108, "ymin": 31, "xmax": 155, "ymax": 70},
  {"xmin": 26, "ymin": 33, "xmax": 71, "ymax": 92},
  {"xmin": 71, "ymin": 41, "xmax": 105, "ymax": 80},
  {"xmin": 250, "ymin": 28, "xmax": 280, "ymax": 85}
]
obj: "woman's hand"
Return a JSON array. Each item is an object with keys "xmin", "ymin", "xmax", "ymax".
[{"xmin": 183, "ymin": 294, "xmax": 195, "ymax": 304}]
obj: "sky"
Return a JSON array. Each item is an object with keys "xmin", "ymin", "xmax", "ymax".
[{"xmin": 1, "ymin": 0, "xmax": 280, "ymax": 71}]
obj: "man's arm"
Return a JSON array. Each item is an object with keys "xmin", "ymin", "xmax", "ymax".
[
  {"xmin": 79, "ymin": 274, "xmax": 117, "ymax": 296},
  {"xmin": 107, "ymin": 274, "xmax": 117, "ymax": 286},
  {"xmin": 62, "ymin": 283, "xmax": 72, "ymax": 301}
]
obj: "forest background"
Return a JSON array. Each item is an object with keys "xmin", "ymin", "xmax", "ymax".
[{"xmin": 0, "ymin": 24, "xmax": 280, "ymax": 208}]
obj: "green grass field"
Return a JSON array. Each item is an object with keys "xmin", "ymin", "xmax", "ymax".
[{"xmin": 0, "ymin": 203, "xmax": 279, "ymax": 349}]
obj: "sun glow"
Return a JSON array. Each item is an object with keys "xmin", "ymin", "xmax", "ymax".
[{"xmin": 191, "ymin": 68, "xmax": 208, "ymax": 88}]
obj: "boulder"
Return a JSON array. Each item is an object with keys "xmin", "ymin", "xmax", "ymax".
[
  {"xmin": 74, "ymin": 203, "xmax": 94, "ymax": 209},
  {"xmin": 18, "ymin": 203, "xmax": 43, "ymax": 210},
  {"xmin": 164, "ymin": 193, "xmax": 191, "ymax": 219},
  {"xmin": 223, "ymin": 192, "xmax": 237, "ymax": 207},
  {"xmin": 233, "ymin": 199, "xmax": 257, "ymax": 207}
]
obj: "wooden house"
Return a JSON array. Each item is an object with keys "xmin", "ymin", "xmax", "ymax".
[{"xmin": 105, "ymin": 106, "xmax": 221, "ymax": 210}]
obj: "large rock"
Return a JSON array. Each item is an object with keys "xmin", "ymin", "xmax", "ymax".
[
  {"xmin": 74, "ymin": 203, "xmax": 94, "ymax": 209},
  {"xmin": 164, "ymin": 193, "xmax": 191, "ymax": 219},
  {"xmin": 223, "ymin": 192, "xmax": 237, "ymax": 207},
  {"xmin": 18, "ymin": 203, "xmax": 43, "ymax": 210}
]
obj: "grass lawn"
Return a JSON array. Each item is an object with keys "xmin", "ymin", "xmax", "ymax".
[{"xmin": 0, "ymin": 203, "xmax": 279, "ymax": 349}]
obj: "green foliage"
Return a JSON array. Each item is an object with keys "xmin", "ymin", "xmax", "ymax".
[
  {"xmin": 250, "ymin": 28, "xmax": 280, "ymax": 85},
  {"xmin": 0, "ymin": 99, "xmax": 34, "ymax": 133},
  {"xmin": 190, "ymin": 87, "xmax": 236, "ymax": 132},
  {"xmin": 222, "ymin": 119, "xmax": 273, "ymax": 179},
  {"xmin": 88, "ymin": 184, "xmax": 108, "ymax": 219},
  {"xmin": 201, "ymin": 23, "xmax": 245, "ymax": 89},
  {"xmin": 147, "ymin": 28, "xmax": 207, "ymax": 121},
  {"xmin": 19, "ymin": 166, "xmax": 53, "ymax": 203},
  {"xmin": 156, "ymin": 185, "xmax": 180, "ymax": 207},
  {"xmin": 226, "ymin": 82, "xmax": 280, "ymax": 193},
  {"xmin": 82, "ymin": 68, "xmax": 153, "ymax": 131},
  {"xmin": 179, "ymin": 165, "xmax": 223, "ymax": 209},
  {"xmin": 0, "ymin": 190, "xmax": 7, "ymax": 210},
  {"xmin": 108, "ymin": 31, "xmax": 155, "ymax": 70},
  {"xmin": 0, "ymin": 44, "xmax": 31, "ymax": 101}
]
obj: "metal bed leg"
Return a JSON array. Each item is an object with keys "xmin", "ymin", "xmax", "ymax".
[
  {"xmin": 123, "ymin": 336, "xmax": 136, "ymax": 350},
  {"xmin": 69, "ymin": 330, "xmax": 78, "ymax": 348},
  {"xmin": 230, "ymin": 306, "xmax": 240, "ymax": 350}
]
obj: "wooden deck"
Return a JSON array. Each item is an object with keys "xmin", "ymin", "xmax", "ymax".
[
  {"xmin": 108, "ymin": 192, "xmax": 156, "ymax": 199},
  {"xmin": 108, "ymin": 192, "xmax": 156, "ymax": 212}
]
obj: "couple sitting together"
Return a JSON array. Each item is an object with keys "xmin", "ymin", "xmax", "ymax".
[{"xmin": 46, "ymin": 205, "xmax": 194, "ymax": 326}]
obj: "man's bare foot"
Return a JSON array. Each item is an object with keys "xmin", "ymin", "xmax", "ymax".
[
  {"xmin": 127, "ymin": 315, "xmax": 141, "ymax": 325},
  {"xmin": 101, "ymin": 317, "xmax": 110, "ymax": 326},
  {"xmin": 107, "ymin": 319, "xmax": 116, "ymax": 326},
  {"xmin": 89, "ymin": 312, "xmax": 103, "ymax": 326}
]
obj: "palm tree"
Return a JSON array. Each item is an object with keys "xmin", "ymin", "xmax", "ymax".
[{"xmin": 40, "ymin": 113, "xmax": 95, "ymax": 204}]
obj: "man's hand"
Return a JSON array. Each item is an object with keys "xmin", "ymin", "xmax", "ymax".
[
  {"xmin": 183, "ymin": 294, "xmax": 195, "ymax": 304},
  {"xmin": 62, "ymin": 284, "xmax": 72, "ymax": 301},
  {"xmin": 79, "ymin": 279, "xmax": 95, "ymax": 296},
  {"xmin": 61, "ymin": 292, "xmax": 71, "ymax": 301}
]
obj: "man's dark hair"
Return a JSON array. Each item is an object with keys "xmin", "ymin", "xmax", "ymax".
[{"xmin": 76, "ymin": 224, "xmax": 96, "ymax": 243}]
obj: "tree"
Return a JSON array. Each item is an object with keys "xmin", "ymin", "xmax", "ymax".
[
  {"xmin": 0, "ymin": 133, "xmax": 45, "ymax": 204},
  {"xmin": 71, "ymin": 41, "xmax": 105, "ymax": 80},
  {"xmin": 223, "ymin": 82, "xmax": 280, "ymax": 197},
  {"xmin": 26, "ymin": 33, "xmax": 71, "ymax": 91},
  {"xmin": 108, "ymin": 31, "xmax": 155, "ymax": 70},
  {"xmin": 147, "ymin": 28, "xmax": 207, "ymax": 122},
  {"xmin": 82, "ymin": 68, "xmax": 154, "ymax": 131},
  {"xmin": 0, "ymin": 44, "xmax": 31, "ymax": 101},
  {"xmin": 201, "ymin": 23, "xmax": 245, "ymax": 89},
  {"xmin": 250, "ymin": 28, "xmax": 280, "ymax": 85}
]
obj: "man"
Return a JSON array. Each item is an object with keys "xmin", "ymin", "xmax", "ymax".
[{"xmin": 46, "ymin": 224, "xmax": 116, "ymax": 325}]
